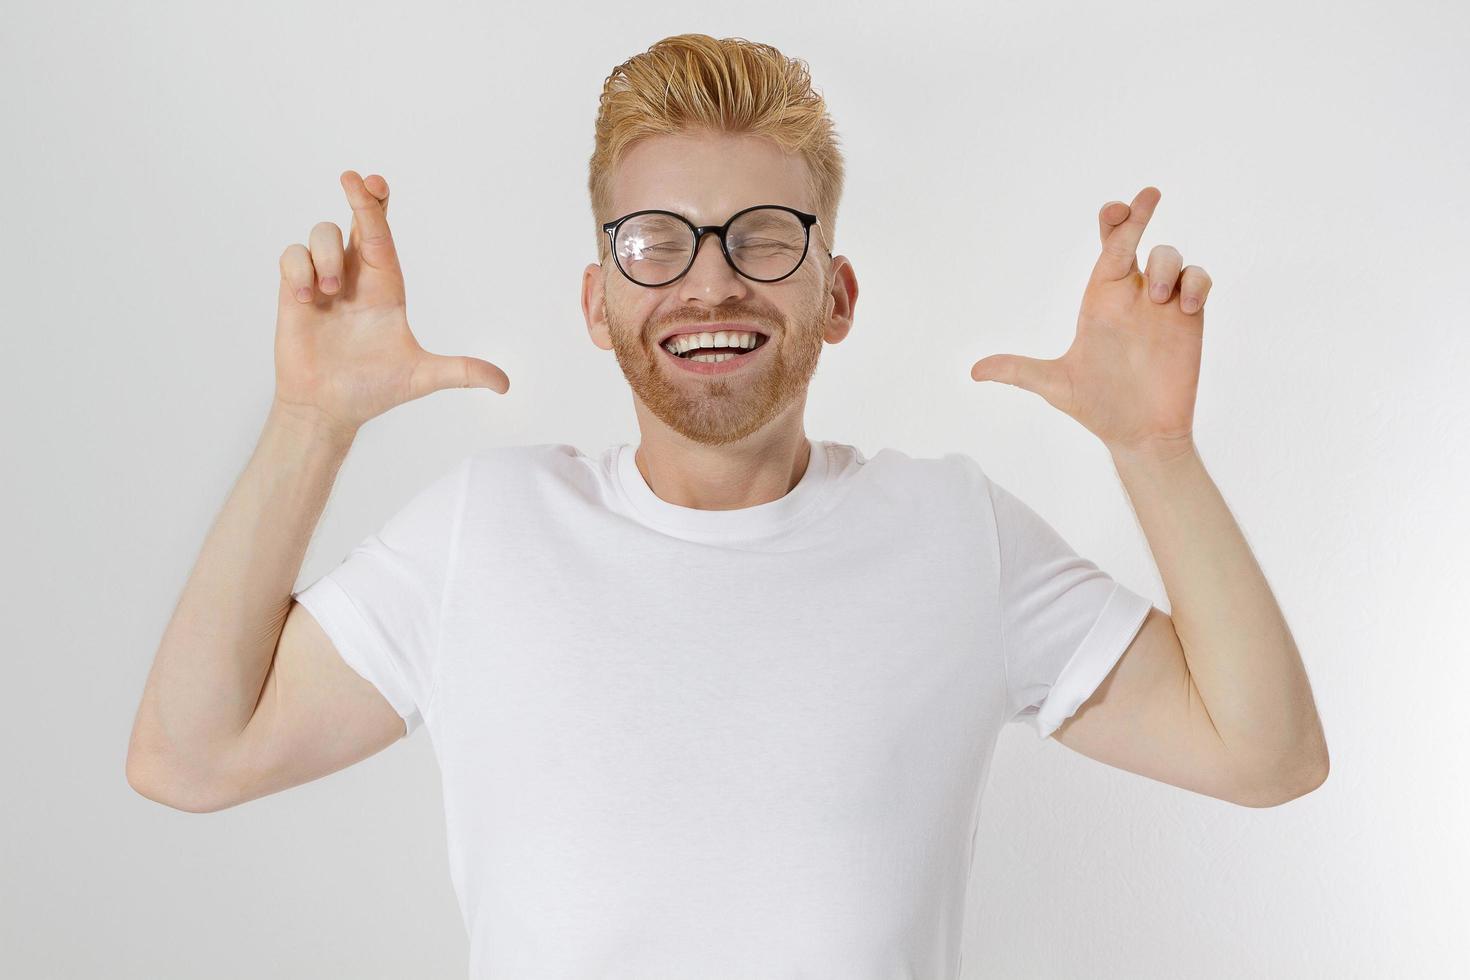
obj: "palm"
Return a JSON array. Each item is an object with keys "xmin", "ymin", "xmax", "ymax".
[
  {"xmin": 1058, "ymin": 266, "xmax": 1202, "ymax": 449},
  {"xmin": 274, "ymin": 302, "xmax": 426, "ymax": 426}
]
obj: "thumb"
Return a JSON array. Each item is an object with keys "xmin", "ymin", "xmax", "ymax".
[
  {"xmin": 412, "ymin": 352, "xmax": 511, "ymax": 398},
  {"xmin": 969, "ymin": 353, "xmax": 1065, "ymax": 402}
]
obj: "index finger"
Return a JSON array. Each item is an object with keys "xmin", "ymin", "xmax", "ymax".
[
  {"xmin": 1091, "ymin": 185, "xmax": 1160, "ymax": 282},
  {"xmin": 339, "ymin": 170, "xmax": 399, "ymax": 271}
]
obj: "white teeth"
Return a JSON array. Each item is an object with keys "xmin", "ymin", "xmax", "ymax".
[{"xmin": 663, "ymin": 330, "xmax": 763, "ymax": 356}]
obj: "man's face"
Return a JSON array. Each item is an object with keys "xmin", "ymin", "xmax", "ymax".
[{"xmin": 582, "ymin": 129, "xmax": 854, "ymax": 447}]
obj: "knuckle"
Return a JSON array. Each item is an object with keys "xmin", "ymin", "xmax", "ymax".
[
  {"xmin": 308, "ymin": 241, "xmax": 343, "ymax": 274},
  {"xmin": 281, "ymin": 258, "xmax": 312, "ymax": 281}
]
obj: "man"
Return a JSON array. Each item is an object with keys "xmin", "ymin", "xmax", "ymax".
[{"xmin": 127, "ymin": 33, "xmax": 1329, "ymax": 980}]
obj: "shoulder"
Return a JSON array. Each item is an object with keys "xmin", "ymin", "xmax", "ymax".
[
  {"xmin": 826, "ymin": 444, "xmax": 993, "ymax": 538},
  {"xmin": 461, "ymin": 442, "xmax": 606, "ymax": 504},
  {"xmin": 849, "ymin": 444, "xmax": 990, "ymax": 500}
]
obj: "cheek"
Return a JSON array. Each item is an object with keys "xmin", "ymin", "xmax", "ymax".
[{"xmin": 604, "ymin": 295, "xmax": 652, "ymax": 340}]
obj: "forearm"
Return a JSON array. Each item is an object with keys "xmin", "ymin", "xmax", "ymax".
[
  {"xmin": 1108, "ymin": 438, "xmax": 1329, "ymax": 790},
  {"xmin": 127, "ymin": 401, "xmax": 356, "ymax": 789}
]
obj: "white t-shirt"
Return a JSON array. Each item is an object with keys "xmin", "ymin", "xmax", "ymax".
[{"xmin": 292, "ymin": 437, "xmax": 1153, "ymax": 980}]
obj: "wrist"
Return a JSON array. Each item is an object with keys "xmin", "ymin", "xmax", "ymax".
[
  {"xmin": 1107, "ymin": 433, "xmax": 1198, "ymax": 468},
  {"xmin": 267, "ymin": 398, "xmax": 359, "ymax": 451}
]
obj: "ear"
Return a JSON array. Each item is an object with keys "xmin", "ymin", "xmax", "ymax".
[
  {"xmin": 582, "ymin": 261, "xmax": 612, "ymax": 351},
  {"xmin": 822, "ymin": 255, "xmax": 858, "ymax": 345}
]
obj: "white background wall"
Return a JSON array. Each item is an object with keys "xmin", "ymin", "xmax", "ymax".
[{"xmin": 2, "ymin": 0, "xmax": 1464, "ymax": 976}]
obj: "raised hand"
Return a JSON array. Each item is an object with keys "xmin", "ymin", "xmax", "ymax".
[
  {"xmin": 969, "ymin": 186, "xmax": 1213, "ymax": 461},
  {"xmin": 272, "ymin": 170, "xmax": 510, "ymax": 440}
]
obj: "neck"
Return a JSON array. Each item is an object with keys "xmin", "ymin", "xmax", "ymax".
[{"xmin": 631, "ymin": 423, "xmax": 812, "ymax": 511}]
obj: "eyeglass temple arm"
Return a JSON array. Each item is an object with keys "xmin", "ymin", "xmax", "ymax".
[{"xmin": 813, "ymin": 217, "xmax": 833, "ymax": 256}]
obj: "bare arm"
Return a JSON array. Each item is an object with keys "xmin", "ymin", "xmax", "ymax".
[
  {"xmin": 126, "ymin": 170, "xmax": 508, "ymax": 812},
  {"xmin": 125, "ymin": 401, "xmax": 355, "ymax": 809}
]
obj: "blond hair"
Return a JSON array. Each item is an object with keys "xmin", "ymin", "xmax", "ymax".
[{"xmin": 588, "ymin": 34, "xmax": 845, "ymax": 265}]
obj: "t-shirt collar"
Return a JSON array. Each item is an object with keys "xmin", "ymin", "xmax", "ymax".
[{"xmin": 613, "ymin": 437, "xmax": 831, "ymax": 543}]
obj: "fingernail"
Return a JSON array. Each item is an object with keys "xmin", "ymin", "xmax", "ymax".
[
  {"xmin": 296, "ymin": 287, "xmax": 312, "ymax": 302},
  {"xmin": 1151, "ymin": 282, "xmax": 1168, "ymax": 301},
  {"xmin": 321, "ymin": 276, "xmax": 339, "ymax": 291},
  {"xmin": 1182, "ymin": 297, "xmax": 1199, "ymax": 313}
]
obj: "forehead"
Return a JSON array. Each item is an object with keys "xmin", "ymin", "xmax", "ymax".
[{"xmin": 609, "ymin": 130, "xmax": 812, "ymax": 222}]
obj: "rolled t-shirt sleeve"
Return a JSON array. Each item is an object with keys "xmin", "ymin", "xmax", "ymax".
[
  {"xmin": 984, "ymin": 471, "xmax": 1155, "ymax": 740},
  {"xmin": 291, "ymin": 457, "xmax": 470, "ymax": 738}
]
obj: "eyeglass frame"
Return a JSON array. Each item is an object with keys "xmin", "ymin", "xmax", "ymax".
[{"xmin": 601, "ymin": 204, "xmax": 832, "ymax": 287}]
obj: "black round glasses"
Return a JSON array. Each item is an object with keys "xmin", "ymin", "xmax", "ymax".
[{"xmin": 602, "ymin": 204, "xmax": 831, "ymax": 287}]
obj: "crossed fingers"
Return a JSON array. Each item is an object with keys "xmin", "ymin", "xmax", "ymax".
[{"xmin": 1095, "ymin": 187, "xmax": 1212, "ymax": 315}]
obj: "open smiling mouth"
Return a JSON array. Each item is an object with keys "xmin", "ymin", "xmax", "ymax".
[
  {"xmin": 659, "ymin": 332, "xmax": 772, "ymax": 374},
  {"xmin": 663, "ymin": 334, "xmax": 770, "ymax": 362}
]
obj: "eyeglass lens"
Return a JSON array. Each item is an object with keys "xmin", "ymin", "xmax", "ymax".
[{"xmin": 613, "ymin": 208, "xmax": 808, "ymax": 286}]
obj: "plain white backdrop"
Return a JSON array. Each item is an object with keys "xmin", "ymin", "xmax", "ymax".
[{"xmin": 2, "ymin": 0, "xmax": 1465, "ymax": 976}]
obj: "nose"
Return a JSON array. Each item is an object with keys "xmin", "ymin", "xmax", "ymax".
[{"xmin": 677, "ymin": 230, "xmax": 747, "ymax": 305}]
